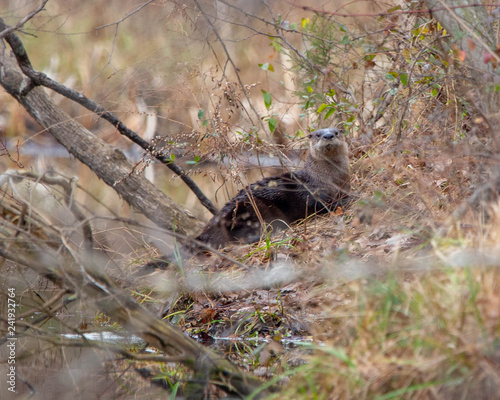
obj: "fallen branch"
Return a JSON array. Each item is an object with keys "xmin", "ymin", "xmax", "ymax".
[
  {"xmin": 0, "ymin": 47, "xmax": 200, "ymax": 236},
  {"xmin": 0, "ymin": 17, "xmax": 217, "ymax": 216},
  {"xmin": 0, "ymin": 234, "xmax": 275, "ymax": 398}
]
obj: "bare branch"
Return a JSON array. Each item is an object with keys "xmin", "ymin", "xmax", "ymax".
[
  {"xmin": 0, "ymin": 51, "xmax": 201, "ymax": 236},
  {"xmin": 0, "ymin": 0, "xmax": 48, "ymax": 40},
  {"xmin": 0, "ymin": 17, "xmax": 218, "ymax": 216},
  {"xmin": 0, "ymin": 138, "xmax": 25, "ymax": 168},
  {"xmin": 94, "ymin": 0, "xmax": 156, "ymax": 31},
  {"xmin": 38, "ymin": 335, "xmax": 190, "ymax": 364},
  {"xmin": 7, "ymin": 171, "xmax": 94, "ymax": 250},
  {"xmin": 194, "ymin": 0, "xmax": 270, "ymax": 139}
]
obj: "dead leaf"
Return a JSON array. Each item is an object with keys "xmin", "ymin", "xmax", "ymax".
[
  {"xmin": 333, "ymin": 206, "xmax": 344, "ymax": 216},
  {"xmin": 364, "ymin": 60, "xmax": 376, "ymax": 70},
  {"xmin": 198, "ymin": 308, "xmax": 216, "ymax": 323},
  {"xmin": 452, "ymin": 45, "xmax": 466, "ymax": 62},
  {"xmin": 467, "ymin": 38, "xmax": 476, "ymax": 51}
]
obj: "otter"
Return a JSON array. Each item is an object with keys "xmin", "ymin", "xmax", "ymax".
[
  {"xmin": 195, "ymin": 127, "xmax": 350, "ymax": 248},
  {"xmin": 139, "ymin": 128, "xmax": 349, "ymax": 272}
]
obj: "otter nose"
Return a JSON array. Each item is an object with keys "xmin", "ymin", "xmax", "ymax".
[{"xmin": 322, "ymin": 128, "xmax": 339, "ymax": 139}]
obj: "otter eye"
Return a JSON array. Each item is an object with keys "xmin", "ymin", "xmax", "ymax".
[{"xmin": 308, "ymin": 134, "xmax": 313, "ymax": 138}]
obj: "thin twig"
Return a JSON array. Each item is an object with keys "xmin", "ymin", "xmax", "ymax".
[
  {"xmin": 0, "ymin": 0, "xmax": 48, "ymax": 40},
  {"xmin": 86, "ymin": 0, "xmax": 156, "ymax": 89},
  {"xmin": 194, "ymin": 0, "xmax": 271, "ymax": 139},
  {"xmin": 94, "ymin": 0, "xmax": 155, "ymax": 31},
  {"xmin": 0, "ymin": 138, "xmax": 25, "ymax": 168},
  {"xmin": 94, "ymin": 215, "xmax": 251, "ymax": 270},
  {"xmin": 24, "ymin": 171, "xmax": 94, "ymax": 250}
]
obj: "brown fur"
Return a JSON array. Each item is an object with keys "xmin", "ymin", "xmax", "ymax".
[{"xmin": 196, "ymin": 128, "xmax": 350, "ymax": 248}]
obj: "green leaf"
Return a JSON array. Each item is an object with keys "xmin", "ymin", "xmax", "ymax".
[
  {"xmin": 259, "ymin": 62, "xmax": 274, "ymax": 72},
  {"xmin": 269, "ymin": 37, "xmax": 281, "ymax": 52},
  {"xmin": 324, "ymin": 107, "xmax": 336, "ymax": 119},
  {"xmin": 400, "ymin": 73, "xmax": 408, "ymax": 85},
  {"xmin": 307, "ymin": 86, "xmax": 314, "ymax": 93},
  {"xmin": 262, "ymin": 90, "xmax": 272, "ymax": 109},
  {"xmin": 387, "ymin": 5, "xmax": 402, "ymax": 12},
  {"xmin": 340, "ymin": 35, "xmax": 350, "ymax": 45},
  {"xmin": 317, "ymin": 103, "xmax": 328, "ymax": 113},
  {"xmin": 197, "ymin": 109, "xmax": 204, "ymax": 120},
  {"xmin": 386, "ymin": 71, "xmax": 398, "ymax": 81},
  {"xmin": 431, "ymin": 87, "xmax": 438, "ymax": 97},
  {"xmin": 268, "ymin": 117, "xmax": 277, "ymax": 133},
  {"xmin": 186, "ymin": 156, "xmax": 201, "ymax": 165}
]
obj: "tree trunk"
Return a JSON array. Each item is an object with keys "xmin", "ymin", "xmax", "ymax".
[{"xmin": 0, "ymin": 51, "xmax": 201, "ymax": 236}]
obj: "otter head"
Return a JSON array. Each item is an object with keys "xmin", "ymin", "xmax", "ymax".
[{"xmin": 308, "ymin": 128, "xmax": 348, "ymax": 162}]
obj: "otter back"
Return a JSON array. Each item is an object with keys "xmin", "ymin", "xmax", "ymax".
[{"xmin": 196, "ymin": 128, "xmax": 349, "ymax": 248}]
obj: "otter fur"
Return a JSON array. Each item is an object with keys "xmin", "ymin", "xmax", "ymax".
[
  {"xmin": 196, "ymin": 127, "xmax": 350, "ymax": 248},
  {"xmin": 138, "ymin": 128, "xmax": 349, "ymax": 272}
]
